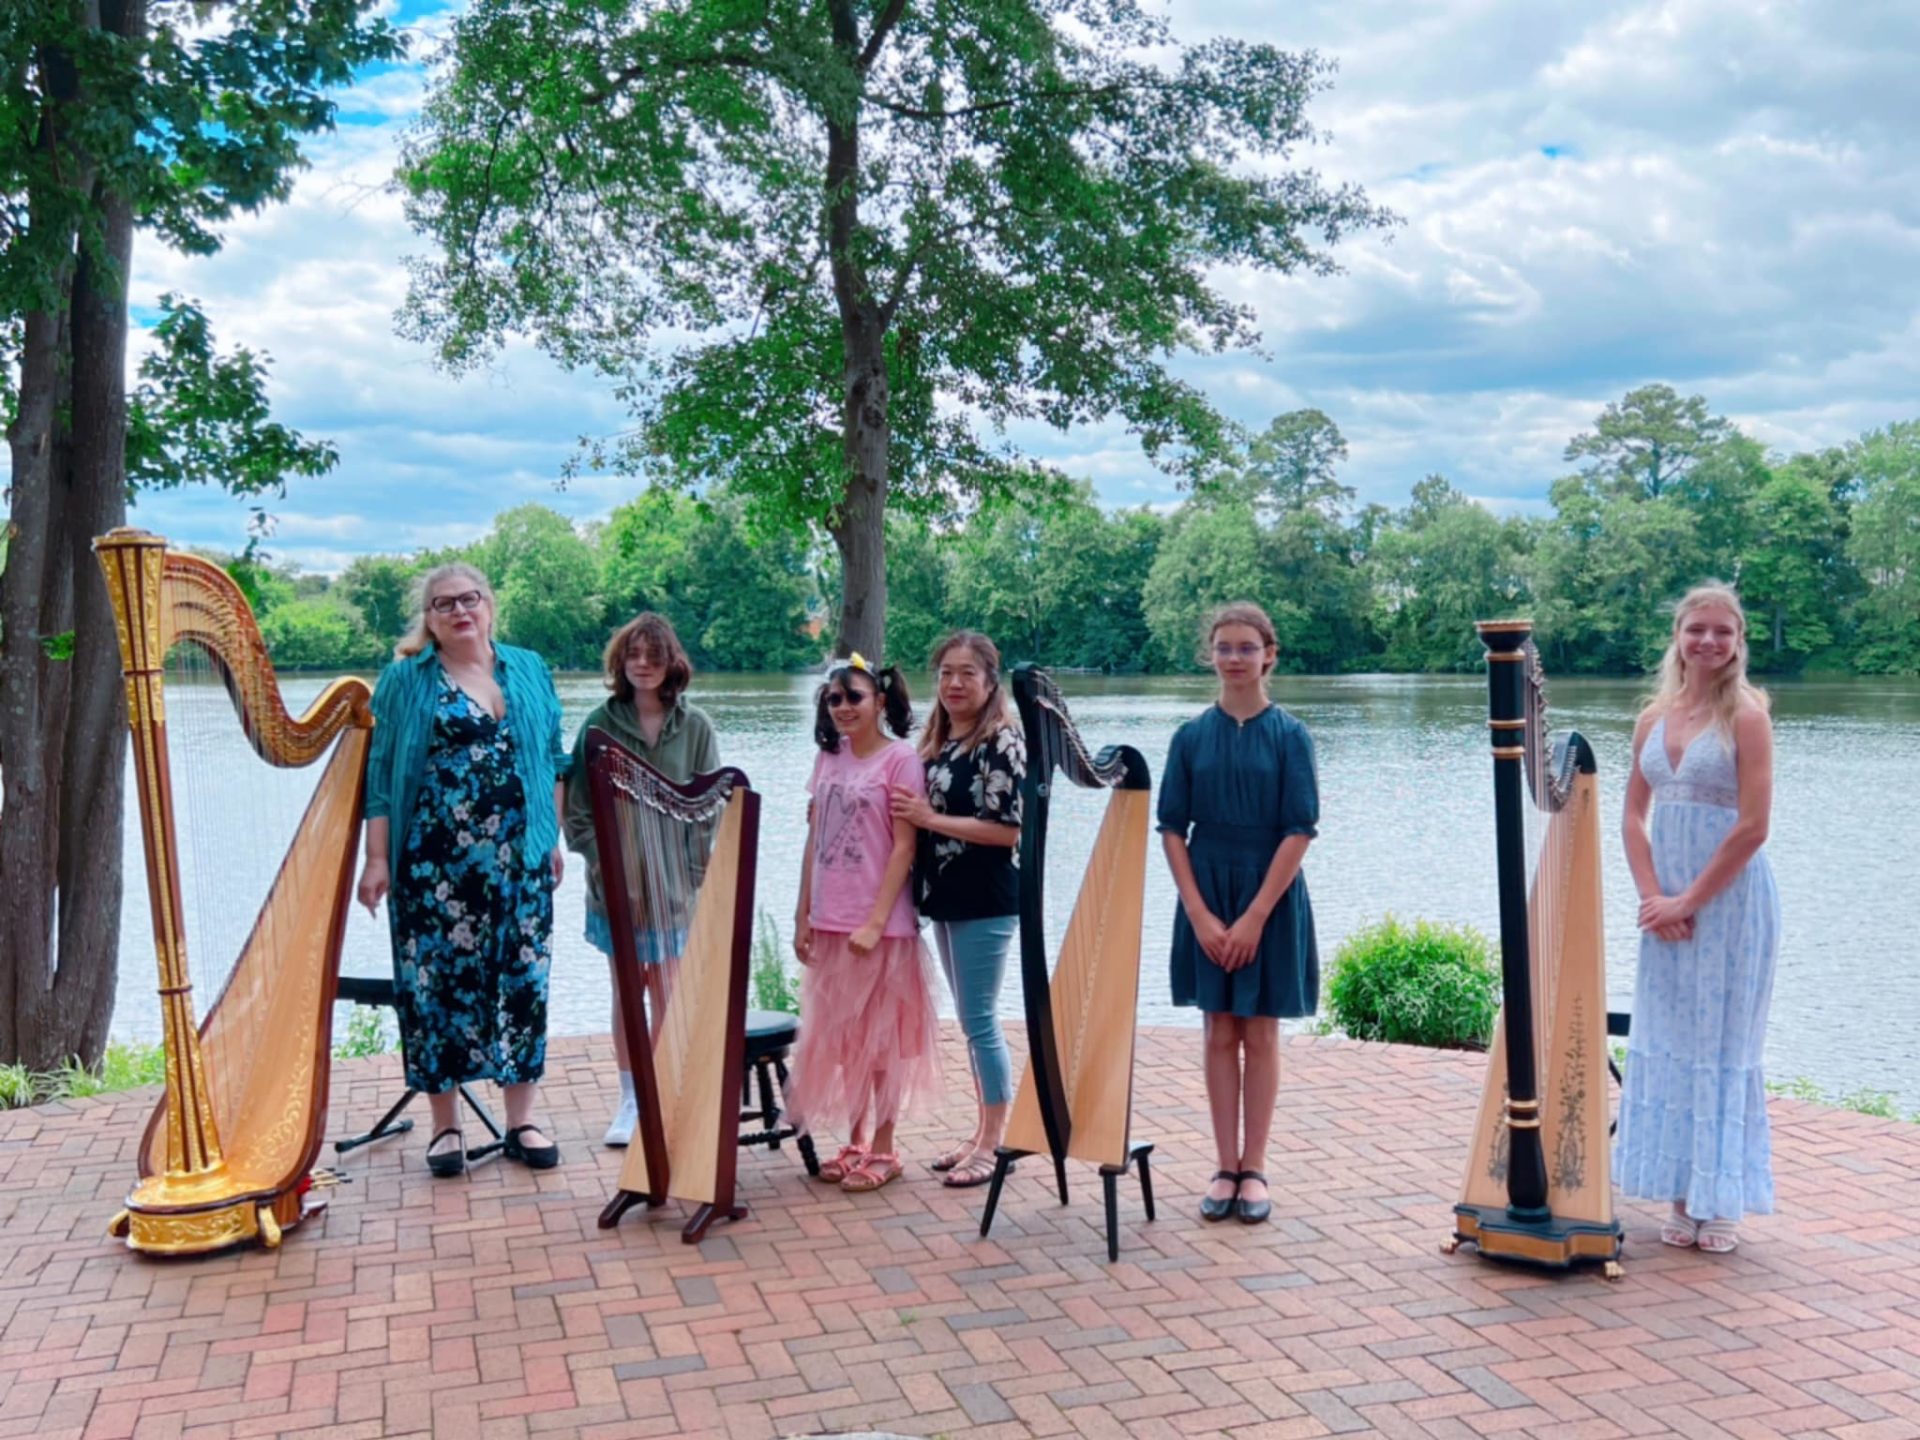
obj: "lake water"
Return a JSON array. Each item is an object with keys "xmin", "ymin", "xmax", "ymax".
[{"xmin": 115, "ymin": 669, "xmax": 1920, "ymax": 1108}]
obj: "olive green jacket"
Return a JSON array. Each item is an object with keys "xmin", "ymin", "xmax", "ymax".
[{"xmin": 562, "ymin": 695, "xmax": 720, "ymax": 921}]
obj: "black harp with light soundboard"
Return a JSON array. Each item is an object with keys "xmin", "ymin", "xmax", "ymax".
[
  {"xmin": 979, "ymin": 664, "xmax": 1156, "ymax": 1262},
  {"xmin": 1449, "ymin": 620, "xmax": 1624, "ymax": 1275}
]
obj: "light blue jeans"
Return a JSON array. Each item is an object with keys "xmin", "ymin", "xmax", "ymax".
[{"xmin": 931, "ymin": 915, "xmax": 1018, "ymax": 1107}]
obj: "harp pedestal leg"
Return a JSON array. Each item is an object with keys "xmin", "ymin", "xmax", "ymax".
[
  {"xmin": 1053, "ymin": 1155, "xmax": 1069, "ymax": 1206},
  {"xmin": 681, "ymin": 1202, "xmax": 749, "ymax": 1245},
  {"xmin": 1096, "ymin": 1144, "xmax": 1156, "ymax": 1262},
  {"xmin": 599, "ymin": 1190, "xmax": 648, "ymax": 1229},
  {"xmin": 980, "ymin": 1148, "xmax": 1026, "ymax": 1238}
]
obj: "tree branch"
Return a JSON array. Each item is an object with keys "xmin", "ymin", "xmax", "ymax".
[
  {"xmin": 866, "ymin": 81, "xmax": 1137, "ymax": 123},
  {"xmin": 858, "ymin": 0, "xmax": 908, "ymax": 70}
]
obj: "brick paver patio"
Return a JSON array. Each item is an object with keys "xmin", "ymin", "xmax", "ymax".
[{"xmin": 4, "ymin": 1024, "xmax": 1918, "ymax": 1439}]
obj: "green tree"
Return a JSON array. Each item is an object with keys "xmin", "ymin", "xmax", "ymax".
[
  {"xmin": 1738, "ymin": 469, "xmax": 1841, "ymax": 672},
  {"xmin": 1371, "ymin": 476, "xmax": 1531, "ymax": 671},
  {"xmin": 1564, "ymin": 384, "xmax": 1733, "ymax": 500},
  {"xmin": 1846, "ymin": 422, "xmax": 1920, "ymax": 674},
  {"xmin": 1528, "ymin": 480, "xmax": 1706, "ymax": 672},
  {"xmin": 1141, "ymin": 500, "xmax": 1288, "ymax": 670},
  {"xmin": 475, "ymin": 505, "xmax": 605, "ymax": 668},
  {"xmin": 874, "ymin": 513, "xmax": 956, "ymax": 674},
  {"xmin": 337, "ymin": 555, "xmax": 418, "ymax": 652},
  {"xmin": 399, "ymin": 0, "xmax": 1390, "ymax": 660},
  {"xmin": 258, "ymin": 595, "xmax": 383, "ymax": 671},
  {"xmin": 0, "ymin": 1, "xmax": 395, "ymax": 1069}
]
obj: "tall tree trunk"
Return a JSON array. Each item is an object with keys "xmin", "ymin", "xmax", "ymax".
[
  {"xmin": 0, "ymin": 7, "xmax": 138, "ymax": 1069},
  {"xmin": 832, "ymin": 318, "xmax": 890, "ymax": 661}
]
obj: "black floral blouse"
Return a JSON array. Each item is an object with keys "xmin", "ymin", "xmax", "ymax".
[{"xmin": 916, "ymin": 726, "xmax": 1026, "ymax": 922}]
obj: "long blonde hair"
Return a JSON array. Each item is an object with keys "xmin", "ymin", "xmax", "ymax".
[
  {"xmin": 917, "ymin": 631, "xmax": 1017, "ymax": 760},
  {"xmin": 1646, "ymin": 582, "xmax": 1769, "ymax": 739},
  {"xmin": 394, "ymin": 562, "xmax": 496, "ymax": 658}
]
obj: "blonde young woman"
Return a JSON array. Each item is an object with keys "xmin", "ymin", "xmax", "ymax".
[
  {"xmin": 355, "ymin": 564, "xmax": 569, "ymax": 1176},
  {"xmin": 1615, "ymin": 583, "xmax": 1780, "ymax": 1254},
  {"xmin": 890, "ymin": 631, "xmax": 1025, "ymax": 1189}
]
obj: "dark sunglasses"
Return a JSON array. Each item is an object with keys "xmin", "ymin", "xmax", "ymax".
[{"xmin": 824, "ymin": 689, "xmax": 871, "ymax": 708}]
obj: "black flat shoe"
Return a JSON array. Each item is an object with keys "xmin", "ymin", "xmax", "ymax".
[
  {"xmin": 1199, "ymin": 1169, "xmax": 1242, "ymax": 1222},
  {"xmin": 503, "ymin": 1124, "xmax": 561, "ymax": 1170},
  {"xmin": 1236, "ymin": 1169, "xmax": 1272, "ymax": 1225},
  {"xmin": 426, "ymin": 1127, "xmax": 466, "ymax": 1178}
]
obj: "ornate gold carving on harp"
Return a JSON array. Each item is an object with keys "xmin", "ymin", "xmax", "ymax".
[
  {"xmin": 584, "ymin": 729, "xmax": 759, "ymax": 1243},
  {"xmin": 94, "ymin": 529, "xmax": 372, "ymax": 1256},
  {"xmin": 978, "ymin": 664, "xmax": 1156, "ymax": 1263},
  {"xmin": 1450, "ymin": 621, "xmax": 1623, "ymax": 1275}
]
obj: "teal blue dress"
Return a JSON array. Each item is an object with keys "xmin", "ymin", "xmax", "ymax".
[{"xmin": 1158, "ymin": 705, "xmax": 1320, "ymax": 1018}]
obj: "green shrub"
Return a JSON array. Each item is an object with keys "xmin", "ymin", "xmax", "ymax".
[
  {"xmin": 1326, "ymin": 916, "xmax": 1498, "ymax": 1049},
  {"xmin": 333, "ymin": 1006, "xmax": 393, "ymax": 1060},
  {"xmin": 752, "ymin": 909, "xmax": 800, "ymax": 1015}
]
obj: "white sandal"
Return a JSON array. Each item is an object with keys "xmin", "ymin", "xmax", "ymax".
[
  {"xmin": 1659, "ymin": 1209, "xmax": 1699, "ymax": 1248},
  {"xmin": 1697, "ymin": 1219, "xmax": 1740, "ymax": 1253}
]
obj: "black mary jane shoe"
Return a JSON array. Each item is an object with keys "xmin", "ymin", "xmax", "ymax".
[
  {"xmin": 426, "ymin": 1127, "xmax": 467, "ymax": 1178},
  {"xmin": 1199, "ymin": 1169, "xmax": 1242, "ymax": 1223},
  {"xmin": 1236, "ymin": 1170, "xmax": 1272, "ymax": 1225},
  {"xmin": 503, "ymin": 1124, "xmax": 561, "ymax": 1171}
]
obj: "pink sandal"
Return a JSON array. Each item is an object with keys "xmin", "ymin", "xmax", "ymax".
[
  {"xmin": 841, "ymin": 1151, "xmax": 903, "ymax": 1193},
  {"xmin": 817, "ymin": 1144, "xmax": 867, "ymax": 1184}
]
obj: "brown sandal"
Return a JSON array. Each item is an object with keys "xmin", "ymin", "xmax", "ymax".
[{"xmin": 842, "ymin": 1151, "xmax": 902, "ymax": 1193}]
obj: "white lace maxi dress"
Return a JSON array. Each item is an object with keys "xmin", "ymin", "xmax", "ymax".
[{"xmin": 1613, "ymin": 717, "xmax": 1782, "ymax": 1222}]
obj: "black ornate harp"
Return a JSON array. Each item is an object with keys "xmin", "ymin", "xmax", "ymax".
[
  {"xmin": 583, "ymin": 729, "xmax": 759, "ymax": 1242},
  {"xmin": 978, "ymin": 664, "xmax": 1156, "ymax": 1262},
  {"xmin": 1450, "ymin": 621, "xmax": 1623, "ymax": 1273}
]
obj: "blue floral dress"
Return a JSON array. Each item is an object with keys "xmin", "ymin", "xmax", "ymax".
[{"xmin": 392, "ymin": 676, "xmax": 554, "ymax": 1093}]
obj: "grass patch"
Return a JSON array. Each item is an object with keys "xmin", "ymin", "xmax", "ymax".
[
  {"xmin": 752, "ymin": 908, "xmax": 800, "ymax": 1015},
  {"xmin": 0, "ymin": 1041, "xmax": 167, "ymax": 1110}
]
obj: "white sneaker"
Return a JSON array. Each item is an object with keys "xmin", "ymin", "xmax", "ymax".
[{"xmin": 604, "ymin": 1095, "xmax": 638, "ymax": 1148}]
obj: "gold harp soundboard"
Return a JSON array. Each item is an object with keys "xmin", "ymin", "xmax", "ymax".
[
  {"xmin": 585, "ymin": 729, "xmax": 758, "ymax": 1243},
  {"xmin": 978, "ymin": 664, "xmax": 1156, "ymax": 1262},
  {"xmin": 1450, "ymin": 620, "xmax": 1624, "ymax": 1275},
  {"xmin": 95, "ymin": 529, "xmax": 371, "ymax": 1255}
]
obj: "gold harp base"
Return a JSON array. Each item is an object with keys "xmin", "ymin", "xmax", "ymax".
[
  {"xmin": 108, "ymin": 1179, "xmax": 313, "ymax": 1256},
  {"xmin": 1450, "ymin": 1203, "xmax": 1623, "ymax": 1275}
]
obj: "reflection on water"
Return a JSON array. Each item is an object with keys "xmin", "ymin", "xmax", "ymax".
[{"xmin": 117, "ymin": 669, "xmax": 1920, "ymax": 1107}]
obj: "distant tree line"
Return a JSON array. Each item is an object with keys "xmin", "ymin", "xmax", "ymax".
[{"xmin": 234, "ymin": 386, "xmax": 1920, "ymax": 678}]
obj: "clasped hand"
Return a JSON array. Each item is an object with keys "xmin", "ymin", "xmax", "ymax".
[
  {"xmin": 1195, "ymin": 909, "xmax": 1265, "ymax": 971},
  {"xmin": 887, "ymin": 786, "xmax": 933, "ymax": 828},
  {"xmin": 1638, "ymin": 892, "xmax": 1696, "ymax": 943}
]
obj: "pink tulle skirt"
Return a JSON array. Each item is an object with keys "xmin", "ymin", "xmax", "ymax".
[{"xmin": 786, "ymin": 932, "xmax": 944, "ymax": 1137}]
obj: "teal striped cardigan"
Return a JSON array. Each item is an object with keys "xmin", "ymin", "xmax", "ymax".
[{"xmin": 365, "ymin": 642, "xmax": 569, "ymax": 869}]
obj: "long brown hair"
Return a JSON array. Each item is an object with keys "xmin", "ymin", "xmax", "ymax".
[
  {"xmin": 918, "ymin": 630, "xmax": 1017, "ymax": 759},
  {"xmin": 603, "ymin": 612, "xmax": 692, "ymax": 707},
  {"xmin": 1646, "ymin": 582, "xmax": 1769, "ymax": 739}
]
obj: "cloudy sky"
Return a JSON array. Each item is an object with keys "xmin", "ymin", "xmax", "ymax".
[{"xmin": 81, "ymin": 0, "xmax": 1920, "ymax": 571}]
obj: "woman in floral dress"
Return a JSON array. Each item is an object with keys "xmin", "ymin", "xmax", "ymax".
[{"xmin": 356, "ymin": 564, "xmax": 570, "ymax": 1176}]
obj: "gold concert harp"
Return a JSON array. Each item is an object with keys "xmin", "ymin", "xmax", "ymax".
[{"xmin": 96, "ymin": 529, "xmax": 372, "ymax": 1255}]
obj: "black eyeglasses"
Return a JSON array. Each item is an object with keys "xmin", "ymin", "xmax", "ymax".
[
  {"xmin": 429, "ymin": 590, "xmax": 485, "ymax": 616},
  {"xmin": 824, "ymin": 690, "xmax": 870, "ymax": 709}
]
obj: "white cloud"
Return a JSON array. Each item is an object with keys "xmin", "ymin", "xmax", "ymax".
[{"xmin": 9, "ymin": 0, "xmax": 1919, "ymax": 560}]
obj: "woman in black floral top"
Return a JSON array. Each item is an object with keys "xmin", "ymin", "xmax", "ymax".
[{"xmin": 890, "ymin": 631, "xmax": 1025, "ymax": 1188}]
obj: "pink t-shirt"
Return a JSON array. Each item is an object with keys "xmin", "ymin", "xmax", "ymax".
[{"xmin": 806, "ymin": 738, "xmax": 926, "ymax": 938}]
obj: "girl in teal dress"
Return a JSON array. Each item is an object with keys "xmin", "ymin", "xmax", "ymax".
[{"xmin": 1159, "ymin": 602, "xmax": 1319, "ymax": 1225}]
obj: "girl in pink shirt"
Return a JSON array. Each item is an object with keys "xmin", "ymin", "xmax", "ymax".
[{"xmin": 788, "ymin": 655, "xmax": 943, "ymax": 1192}]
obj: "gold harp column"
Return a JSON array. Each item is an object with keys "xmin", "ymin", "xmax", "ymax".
[{"xmin": 96, "ymin": 529, "xmax": 226, "ymax": 1181}]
